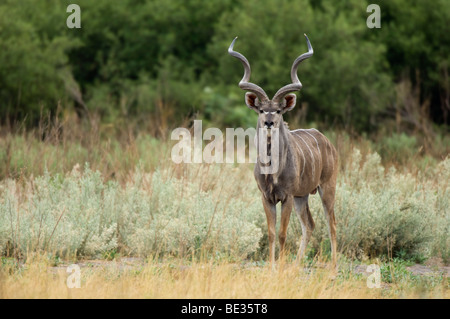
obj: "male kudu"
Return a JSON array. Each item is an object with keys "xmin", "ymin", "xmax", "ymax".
[{"xmin": 229, "ymin": 34, "xmax": 338, "ymax": 267}]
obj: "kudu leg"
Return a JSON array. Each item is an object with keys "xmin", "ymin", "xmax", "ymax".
[
  {"xmin": 279, "ymin": 196, "xmax": 293, "ymax": 260},
  {"xmin": 318, "ymin": 184, "xmax": 337, "ymax": 268},
  {"xmin": 294, "ymin": 196, "xmax": 315, "ymax": 265},
  {"xmin": 262, "ymin": 196, "xmax": 277, "ymax": 267}
]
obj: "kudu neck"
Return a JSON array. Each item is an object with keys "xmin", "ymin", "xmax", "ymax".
[{"xmin": 256, "ymin": 119, "xmax": 290, "ymax": 172}]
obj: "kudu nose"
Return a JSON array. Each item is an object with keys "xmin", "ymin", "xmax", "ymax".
[{"xmin": 264, "ymin": 121, "xmax": 274, "ymax": 128}]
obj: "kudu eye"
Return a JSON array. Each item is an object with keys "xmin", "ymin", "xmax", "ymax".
[
  {"xmin": 260, "ymin": 110, "xmax": 263, "ymax": 113},
  {"xmin": 277, "ymin": 110, "xmax": 281, "ymax": 114}
]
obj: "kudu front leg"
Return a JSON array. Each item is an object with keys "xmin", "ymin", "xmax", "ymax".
[
  {"xmin": 279, "ymin": 196, "xmax": 293, "ymax": 261},
  {"xmin": 294, "ymin": 196, "xmax": 315, "ymax": 266},
  {"xmin": 262, "ymin": 196, "xmax": 277, "ymax": 267}
]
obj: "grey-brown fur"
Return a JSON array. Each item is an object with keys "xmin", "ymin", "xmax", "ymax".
[{"xmin": 229, "ymin": 35, "xmax": 338, "ymax": 267}]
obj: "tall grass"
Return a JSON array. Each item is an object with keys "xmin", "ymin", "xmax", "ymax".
[{"xmin": 0, "ymin": 118, "xmax": 448, "ymax": 263}]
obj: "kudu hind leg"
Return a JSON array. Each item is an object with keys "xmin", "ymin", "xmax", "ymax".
[
  {"xmin": 318, "ymin": 184, "xmax": 337, "ymax": 267},
  {"xmin": 294, "ymin": 196, "xmax": 315, "ymax": 265}
]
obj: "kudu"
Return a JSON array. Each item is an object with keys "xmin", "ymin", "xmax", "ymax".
[{"xmin": 228, "ymin": 34, "xmax": 338, "ymax": 267}]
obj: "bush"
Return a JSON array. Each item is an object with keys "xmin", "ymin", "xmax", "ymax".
[
  {"xmin": 0, "ymin": 140, "xmax": 448, "ymax": 262},
  {"xmin": 377, "ymin": 133, "xmax": 417, "ymax": 164},
  {"xmin": 0, "ymin": 165, "xmax": 262, "ymax": 260}
]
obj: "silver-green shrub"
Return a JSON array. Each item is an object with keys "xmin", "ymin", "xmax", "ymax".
[
  {"xmin": 0, "ymin": 164, "xmax": 262, "ymax": 259},
  {"xmin": 0, "ymin": 149, "xmax": 448, "ymax": 262}
]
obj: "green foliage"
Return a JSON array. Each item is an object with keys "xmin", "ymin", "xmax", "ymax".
[
  {"xmin": 380, "ymin": 258, "xmax": 413, "ymax": 284},
  {"xmin": 0, "ymin": 0, "xmax": 449, "ymax": 264},
  {"xmin": 376, "ymin": 0, "xmax": 450, "ymax": 124},
  {"xmin": 0, "ymin": 0, "xmax": 80, "ymax": 124},
  {"xmin": 210, "ymin": 0, "xmax": 393, "ymax": 130},
  {"xmin": 377, "ymin": 258, "xmax": 447, "ymax": 290},
  {"xmin": 67, "ymin": 0, "xmax": 232, "ymax": 123},
  {"xmin": 0, "ymin": 0, "xmax": 448, "ymax": 130},
  {"xmin": 377, "ymin": 133, "xmax": 417, "ymax": 164}
]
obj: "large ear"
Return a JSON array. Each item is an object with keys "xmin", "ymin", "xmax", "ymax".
[
  {"xmin": 245, "ymin": 92, "xmax": 259, "ymax": 113},
  {"xmin": 282, "ymin": 93, "xmax": 297, "ymax": 113}
]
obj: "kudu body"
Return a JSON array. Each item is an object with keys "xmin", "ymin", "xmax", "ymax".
[{"xmin": 229, "ymin": 35, "xmax": 338, "ymax": 266}]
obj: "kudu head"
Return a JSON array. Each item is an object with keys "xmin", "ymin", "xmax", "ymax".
[{"xmin": 228, "ymin": 34, "xmax": 313, "ymax": 130}]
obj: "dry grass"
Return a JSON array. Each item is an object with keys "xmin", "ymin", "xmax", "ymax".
[{"xmin": 1, "ymin": 255, "xmax": 447, "ymax": 299}]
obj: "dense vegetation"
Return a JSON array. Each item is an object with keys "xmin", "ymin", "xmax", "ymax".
[
  {"xmin": 0, "ymin": 0, "xmax": 449, "ymax": 134},
  {"xmin": 0, "ymin": 0, "xmax": 448, "ymax": 265},
  {"xmin": 0, "ymin": 124, "xmax": 448, "ymax": 264}
]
